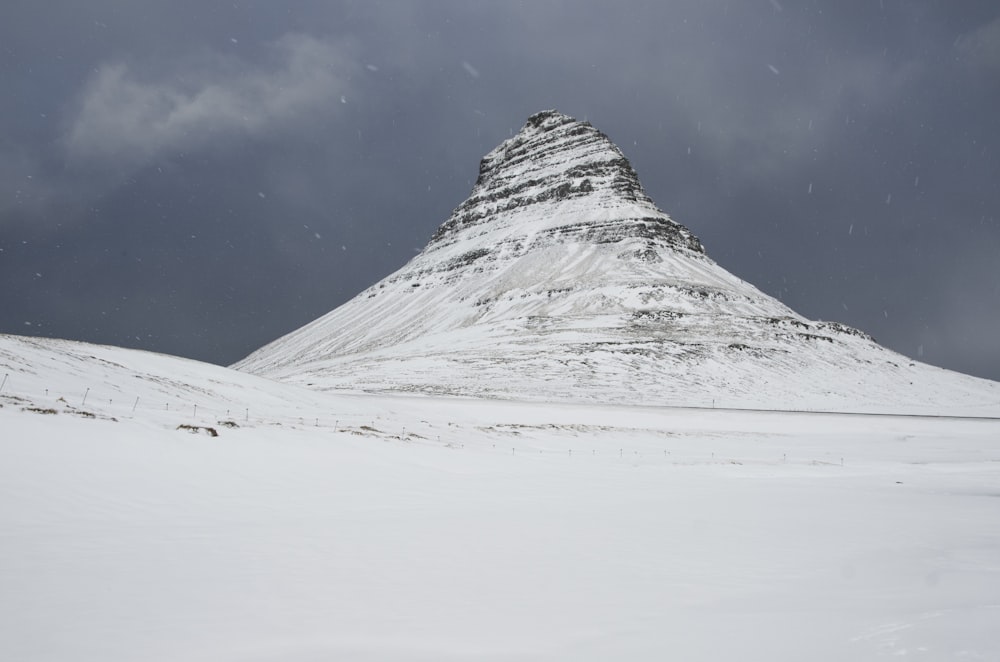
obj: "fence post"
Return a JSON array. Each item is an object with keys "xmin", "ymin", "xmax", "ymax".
[
  {"xmin": 0, "ymin": 373, "xmax": 7, "ymax": 393},
  {"xmin": 132, "ymin": 397, "xmax": 139, "ymax": 413},
  {"xmin": 81, "ymin": 387, "xmax": 89, "ymax": 406}
]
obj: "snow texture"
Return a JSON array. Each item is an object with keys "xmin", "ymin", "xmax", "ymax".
[{"xmin": 2, "ymin": 332, "xmax": 1000, "ymax": 661}]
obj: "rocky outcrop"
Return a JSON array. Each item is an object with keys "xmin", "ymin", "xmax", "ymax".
[{"xmin": 430, "ymin": 110, "xmax": 703, "ymax": 256}]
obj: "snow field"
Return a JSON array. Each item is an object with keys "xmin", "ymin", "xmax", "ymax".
[
  {"xmin": 3, "ymin": 390, "xmax": 999, "ymax": 661},
  {"xmin": 3, "ymin": 334, "xmax": 999, "ymax": 660}
]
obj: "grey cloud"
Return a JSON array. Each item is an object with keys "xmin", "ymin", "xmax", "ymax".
[
  {"xmin": 956, "ymin": 14, "xmax": 1000, "ymax": 70},
  {"xmin": 651, "ymin": 32, "xmax": 926, "ymax": 190},
  {"xmin": 0, "ymin": 150, "xmax": 46, "ymax": 216},
  {"xmin": 63, "ymin": 34, "xmax": 356, "ymax": 167}
]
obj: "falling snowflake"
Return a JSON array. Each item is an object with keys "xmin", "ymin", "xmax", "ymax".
[{"xmin": 461, "ymin": 61, "xmax": 480, "ymax": 78}]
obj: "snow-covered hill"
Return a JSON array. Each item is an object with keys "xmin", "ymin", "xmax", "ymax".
[
  {"xmin": 233, "ymin": 111, "xmax": 999, "ymax": 415},
  {"xmin": 0, "ymin": 332, "xmax": 338, "ymax": 428}
]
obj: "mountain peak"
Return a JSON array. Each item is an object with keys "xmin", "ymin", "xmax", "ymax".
[
  {"xmin": 233, "ymin": 111, "xmax": 998, "ymax": 414},
  {"xmin": 524, "ymin": 108, "xmax": 577, "ymax": 131},
  {"xmin": 429, "ymin": 110, "xmax": 704, "ymax": 255}
]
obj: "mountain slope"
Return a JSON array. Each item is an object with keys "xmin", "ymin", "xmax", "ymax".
[{"xmin": 234, "ymin": 110, "xmax": 998, "ymax": 415}]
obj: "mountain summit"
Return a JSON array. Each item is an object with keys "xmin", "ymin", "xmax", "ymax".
[
  {"xmin": 234, "ymin": 111, "xmax": 996, "ymax": 414},
  {"xmin": 427, "ymin": 109, "xmax": 703, "ymax": 256}
]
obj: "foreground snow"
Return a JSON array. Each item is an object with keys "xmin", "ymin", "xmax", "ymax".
[{"xmin": 2, "ymin": 336, "xmax": 999, "ymax": 661}]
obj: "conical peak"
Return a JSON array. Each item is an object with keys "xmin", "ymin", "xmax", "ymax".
[
  {"xmin": 525, "ymin": 108, "xmax": 577, "ymax": 132},
  {"xmin": 502, "ymin": 109, "xmax": 580, "ymax": 150},
  {"xmin": 475, "ymin": 110, "xmax": 628, "ymax": 190},
  {"xmin": 232, "ymin": 112, "xmax": 997, "ymax": 415},
  {"xmin": 430, "ymin": 110, "xmax": 704, "ymax": 255}
]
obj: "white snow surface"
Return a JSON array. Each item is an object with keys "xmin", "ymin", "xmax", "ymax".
[
  {"xmin": 233, "ymin": 111, "xmax": 999, "ymax": 416},
  {"xmin": 3, "ymin": 332, "xmax": 1000, "ymax": 661}
]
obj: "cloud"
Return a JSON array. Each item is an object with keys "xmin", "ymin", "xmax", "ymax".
[
  {"xmin": 64, "ymin": 33, "xmax": 356, "ymax": 166},
  {"xmin": 0, "ymin": 150, "xmax": 46, "ymax": 215},
  {"xmin": 679, "ymin": 53, "xmax": 923, "ymax": 187},
  {"xmin": 955, "ymin": 15, "xmax": 1000, "ymax": 71}
]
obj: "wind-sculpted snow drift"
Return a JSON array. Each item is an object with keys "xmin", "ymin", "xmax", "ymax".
[{"xmin": 235, "ymin": 110, "xmax": 997, "ymax": 414}]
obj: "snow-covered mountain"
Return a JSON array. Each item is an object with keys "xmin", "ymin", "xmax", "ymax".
[{"xmin": 235, "ymin": 110, "xmax": 997, "ymax": 415}]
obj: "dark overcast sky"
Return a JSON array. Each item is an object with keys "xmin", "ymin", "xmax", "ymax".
[{"xmin": 2, "ymin": 1, "xmax": 999, "ymax": 381}]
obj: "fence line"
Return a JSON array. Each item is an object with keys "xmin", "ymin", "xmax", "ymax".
[{"xmin": 4, "ymin": 379, "xmax": 850, "ymax": 466}]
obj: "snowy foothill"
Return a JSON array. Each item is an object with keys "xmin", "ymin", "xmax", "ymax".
[{"xmin": 2, "ymin": 333, "xmax": 1000, "ymax": 661}]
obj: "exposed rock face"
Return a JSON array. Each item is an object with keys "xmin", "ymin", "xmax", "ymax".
[
  {"xmin": 233, "ymin": 111, "xmax": 997, "ymax": 414},
  {"xmin": 429, "ymin": 110, "xmax": 703, "ymax": 256}
]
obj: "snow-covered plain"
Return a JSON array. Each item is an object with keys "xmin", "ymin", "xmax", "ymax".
[{"xmin": 2, "ymin": 334, "xmax": 999, "ymax": 661}]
